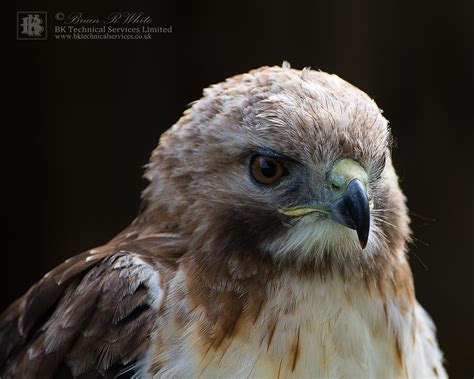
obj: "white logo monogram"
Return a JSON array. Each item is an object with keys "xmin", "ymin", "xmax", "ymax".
[
  {"xmin": 17, "ymin": 12, "xmax": 47, "ymax": 40},
  {"xmin": 21, "ymin": 14, "xmax": 44, "ymax": 36}
]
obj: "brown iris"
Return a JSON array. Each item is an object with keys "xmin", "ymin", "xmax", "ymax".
[{"xmin": 250, "ymin": 155, "xmax": 286, "ymax": 184}]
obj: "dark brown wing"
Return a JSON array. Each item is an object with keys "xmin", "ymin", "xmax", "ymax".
[{"xmin": 0, "ymin": 245, "xmax": 168, "ymax": 378}]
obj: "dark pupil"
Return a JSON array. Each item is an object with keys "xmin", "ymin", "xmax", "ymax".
[{"xmin": 259, "ymin": 158, "xmax": 277, "ymax": 178}]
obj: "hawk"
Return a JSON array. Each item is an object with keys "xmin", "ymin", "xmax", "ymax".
[{"xmin": 1, "ymin": 64, "xmax": 447, "ymax": 378}]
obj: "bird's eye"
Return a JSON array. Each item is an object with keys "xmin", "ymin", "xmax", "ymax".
[{"xmin": 250, "ymin": 155, "xmax": 286, "ymax": 184}]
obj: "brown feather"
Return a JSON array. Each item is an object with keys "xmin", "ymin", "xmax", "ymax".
[{"xmin": 1, "ymin": 240, "xmax": 172, "ymax": 378}]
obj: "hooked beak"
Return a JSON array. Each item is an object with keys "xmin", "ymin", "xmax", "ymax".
[
  {"xmin": 278, "ymin": 158, "xmax": 371, "ymax": 249},
  {"xmin": 329, "ymin": 179, "xmax": 370, "ymax": 249}
]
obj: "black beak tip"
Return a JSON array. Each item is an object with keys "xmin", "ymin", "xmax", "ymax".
[
  {"xmin": 358, "ymin": 234, "xmax": 368, "ymax": 249},
  {"xmin": 340, "ymin": 179, "xmax": 371, "ymax": 250}
]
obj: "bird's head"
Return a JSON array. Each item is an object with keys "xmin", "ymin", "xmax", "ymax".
[{"xmin": 141, "ymin": 65, "xmax": 410, "ymax": 275}]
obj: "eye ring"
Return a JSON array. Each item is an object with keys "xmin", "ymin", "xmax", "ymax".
[{"xmin": 250, "ymin": 155, "xmax": 286, "ymax": 184}]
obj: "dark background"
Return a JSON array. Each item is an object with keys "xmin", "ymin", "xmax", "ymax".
[{"xmin": 9, "ymin": 1, "xmax": 473, "ymax": 377}]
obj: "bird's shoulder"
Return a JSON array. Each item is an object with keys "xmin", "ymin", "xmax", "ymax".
[
  {"xmin": 410, "ymin": 302, "xmax": 448, "ymax": 378},
  {"xmin": 0, "ymin": 231, "xmax": 180, "ymax": 378}
]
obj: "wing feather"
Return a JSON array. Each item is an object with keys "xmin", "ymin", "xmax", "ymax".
[{"xmin": 0, "ymin": 247, "xmax": 167, "ymax": 378}]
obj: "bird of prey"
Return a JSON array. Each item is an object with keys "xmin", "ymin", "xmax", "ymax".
[{"xmin": 1, "ymin": 64, "xmax": 446, "ymax": 378}]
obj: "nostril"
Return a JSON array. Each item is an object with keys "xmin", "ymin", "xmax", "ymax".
[{"xmin": 330, "ymin": 183, "xmax": 341, "ymax": 191}]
